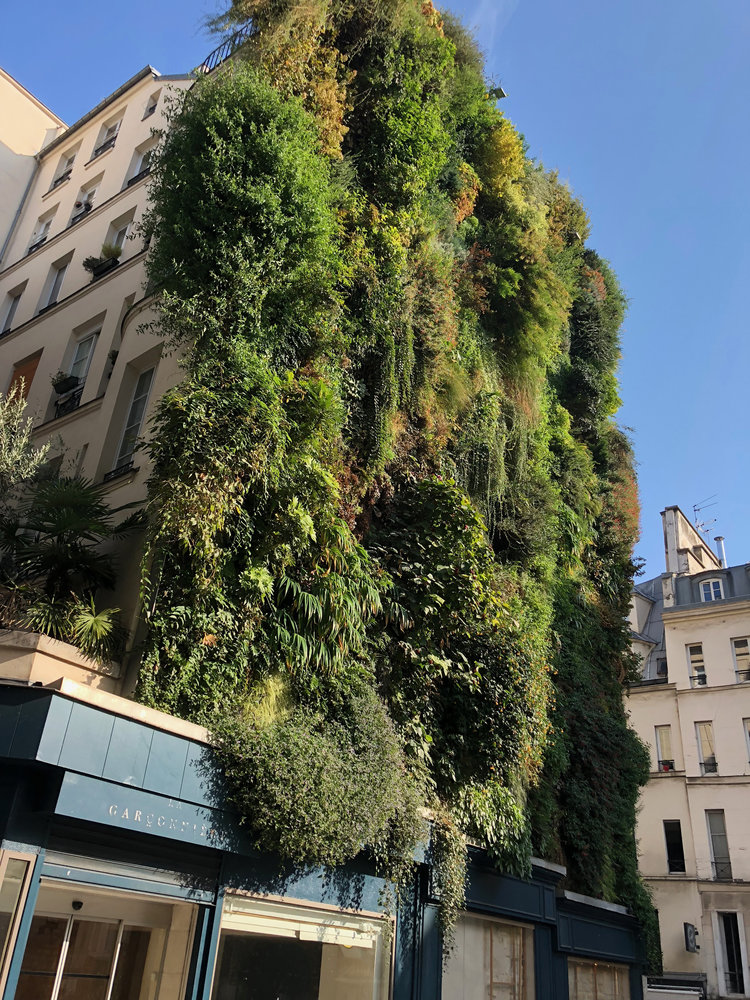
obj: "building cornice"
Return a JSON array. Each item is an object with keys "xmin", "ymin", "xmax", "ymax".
[{"xmin": 662, "ymin": 595, "xmax": 750, "ymax": 623}]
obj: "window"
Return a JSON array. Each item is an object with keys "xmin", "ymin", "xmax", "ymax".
[
  {"xmin": 717, "ymin": 912, "xmax": 746, "ymax": 994},
  {"xmin": 655, "ymin": 726, "xmax": 674, "ymax": 771},
  {"xmin": 568, "ymin": 959, "xmax": 630, "ymax": 1000},
  {"xmin": 14, "ymin": 880, "xmax": 195, "ymax": 1000},
  {"xmin": 68, "ymin": 332, "xmax": 98, "ymax": 382},
  {"xmin": 696, "ymin": 722, "xmax": 717, "ymax": 774},
  {"xmin": 707, "ymin": 810, "xmax": 732, "ymax": 880},
  {"xmin": 701, "ymin": 578, "xmax": 724, "ymax": 602},
  {"xmin": 44, "ymin": 262, "xmax": 68, "ymax": 309},
  {"xmin": 28, "ymin": 215, "xmax": 53, "ymax": 253},
  {"xmin": 688, "ymin": 643, "xmax": 706, "ymax": 686},
  {"xmin": 2, "ymin": 290, "xmax": 22, "ymax": 334},
  {"xmin": 732, "ymin": 638, "xmax": 750, "ymax": 682},
  {"xmin": 212, "ymin": 895, "xmax": 391, "ymax": 1000},
  {"xmin": 744, "ymin": 719, "xmax": 750, "ymax": 763},
  {"xmin": 50, "ymin": 151, "xmax": 76, "ymax": 190},
  {"xmin": 443, "ymin": 913, "xmax": 534, "ymax": 1000},
  {"xmin": 143, "ymin": 90, "xmax": 161, "ymax": 119},
  {"xmin": 7, "ymin": 354, "xmax": 42, "ymax": 401},
  {"xmin": 663, "ymin": 820, "xmax": 686, "ymax": 873},
  {"xmin": 0, "ymin": 851, "xmax": 34, "ymax": 996},
  {"xmin": 70, "ymin": 184, "xmax": 98, "ymax": 225},
  {"xmin": 656, "ymin": 657, "xmax": 668, "ymax": 677},
  {"xmin": 92, "ymin": 118, "xmax": 122, "ymax": 159},
  {"xmin": 113, "ymin": 368, "xmax": 154, "ymax": 471}
]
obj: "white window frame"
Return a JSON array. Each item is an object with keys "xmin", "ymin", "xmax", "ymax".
[
  {"xmin": 706, "ymin": 810, "xmax": 732, "ymax": 881},
  {"xmin": 696, "ymin": 721, "xmax": 717, "ymax": 775},
  {"xmin": 687, "ymin": 643, "xmax": 706, "ymax": 687},
  {"xmin": 701, "ymin": 578, "xmax": 724, "ymax": 602},
  {"xmin": 655, "ymin": 725, "xmax": 674, "ymax": 771},
  {"xmin": 46, "ymin": 262, "xmax": 68, "ymax": 308},
  {"xmin": 711, "ymin": 910, "xmax": 750, "ymax": 996},
  {"xmin": 113, "ymin": 368, "xmax": 154, "ymax": 470},
  {"xmin": 732, "ymin": 638, "xmax": 750, "ymax": 682},
  {"xmin": 143, "ymin": 90, "xmax": 161, "ymax": 119},
  {"xmin": 2, "ymin": 291, "xmax": 22, "ymax": 334},
  {"xmin": 29, "ymin": 214, "xmax": 54, "ymax": 250},
  {"xmin": 68, "ymin": 332, "xmax": 99, "ymax": 383}
]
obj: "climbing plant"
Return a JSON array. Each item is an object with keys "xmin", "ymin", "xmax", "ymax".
[{"xmin": 137, "ymin": 0, "xmax": 658, "ymax": 967}]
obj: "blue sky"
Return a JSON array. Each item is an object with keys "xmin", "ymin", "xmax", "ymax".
[{"xmin": 4, "ymin": 0, "xmax": 749, "ymax": 577}]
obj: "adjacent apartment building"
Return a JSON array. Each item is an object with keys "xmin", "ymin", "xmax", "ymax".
[
  {"xmin": 0, "ymin": 59, "xmax": 647, "ymax": 1000},
  {"xmin": 628, "ymin": 507, "xmax": 750, "ymax": 998}
]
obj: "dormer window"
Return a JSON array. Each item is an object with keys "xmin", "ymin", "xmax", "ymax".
[
  {"xmin": 701, "ymin": 578, "xmax": 724, "ymax": 602},
  {"xmin": 143, "ymin": 90, "xmax": 161, "ymax": 119}
]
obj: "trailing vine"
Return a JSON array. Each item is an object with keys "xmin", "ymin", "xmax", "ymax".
[{"xmin": 137, "ymin": 0, "xmax": 658, "ymax": 966}]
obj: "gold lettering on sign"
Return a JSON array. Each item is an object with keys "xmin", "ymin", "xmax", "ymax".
[{"xmin": 105, "ymin": 803, "xmax": 216, "ymax": 842}]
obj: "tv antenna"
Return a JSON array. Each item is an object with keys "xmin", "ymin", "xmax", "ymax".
[{"xmin": 693, "ymin": 494, "xmax": 718, "ymax": 534}]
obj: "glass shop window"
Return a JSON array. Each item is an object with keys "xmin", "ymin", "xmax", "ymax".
[
  {"xmin": 212, "ymin": 895, "xmax": 392, "ymax": 1000},
  {"xmin": 0, "ymin": 852, "xmax": 34, "ymax": 995},
  {"xmin": 442, "ymin": 913, "xmax": 534, "ymax": 1000},
  {"xmin": 13, "ymin": 881, "xmax": 196, "ymax": 1000},
  {"xmin": 568, "ymin": 958, "xmax": 630, "ymax": 1000}
]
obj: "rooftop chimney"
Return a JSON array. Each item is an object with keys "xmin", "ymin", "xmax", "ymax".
[{"xmin": 714, "ymin": 536, "xmax": 727, "ymax": 568}]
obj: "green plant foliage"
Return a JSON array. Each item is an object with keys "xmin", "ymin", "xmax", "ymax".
[
  {"xmin": 138, "ymin": 1, "xmax": 658, "ymax": 966},
  {"xmin": 0, "ymin": 477, "xmax": 135, "ymax": 663},
  {"xmin": 0, "ymin": 382, "xmax": 50, "ymax": 494}
]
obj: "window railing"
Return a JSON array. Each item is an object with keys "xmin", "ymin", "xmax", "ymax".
[
  {"xmin": 91, "ymin": 134, "xmax": 117, "ymax": 160},
  {"xmin": 103, "ymin": 460, "xmax": 135, "ymax": 483},
  {"xmin": 27, "ymin": 236, "xmax": 48, "ymax": 255},
  {"xmin": 712, "ymin": 859, "xmax": 732, "ymax": 881},
  {"xmin": 54, "ymin": 386, "xmax": 84, "ymax": 419},
  {"xmin": 658, "ymin": 759, "xmax": 675, "ymax": 772},
  {"xmin": 690, "ymin": 673, "xmax": 707, "ymax": 687},
  {"xmin": 127, "ymin": 167, "xmax": 151, "ymax": 187},
  {"xmin": 736, "ymin": 668, "xmax": 750, "ymax": 683},
  {"xmin": 70, "ymin": 203, "xmax": 93, "ymax": 226},
  {"xmin": 49, "ymin": 169, "xmax": 72, "ymax": 191},
  {"xmin": 700, "ymin": 758, "xmax": 718, "ymax": 775}
]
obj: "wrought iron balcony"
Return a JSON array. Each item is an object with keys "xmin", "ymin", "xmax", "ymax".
[
  {"xmin": 196, "ymin": 24, "xmax": 252, "ymax": 75},
  {"xmin": 700, "ymin": 757, "xmax": 718, "ymax": 775},
  {"xmin": 54, "ymin": 386, "xmax": 83, "ymax": 419},
  {"xmin": 91, "ymin": 134, "xmax": 117, "ymax": 160},
  {"xmin": 736, "ymin": 668, "xmax": 750, "ymax": 682},
  {"xmin": 127, "ymin": 167, "xmax": 151, "ymax": 187},
  {"xmin": 690, "ymin": 673, "xmax": 707, "ymax": 687},
  {"xmin": 50, "ymin": 169, "xmax": 72, "ymax": 191},
  {"xmin": 658, "ymin": 759, "xmax": 675, "ymax": 772},
  {"xmin": 27, "ymin": 236, "xmax": 47, "ymax": 255},
  {"xmin": 103, "ymin": 460, "xmax": 135, "ymax": 483}
]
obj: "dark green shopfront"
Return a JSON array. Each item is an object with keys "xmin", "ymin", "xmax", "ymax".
[{"xmin": 0, "ymin": 681, "xmax": 644, "ymax": 1000}]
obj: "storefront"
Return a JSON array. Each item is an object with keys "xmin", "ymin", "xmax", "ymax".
[{"xmin": 0, "ymin": 681, "xmax": 645, "ymax": 1000}]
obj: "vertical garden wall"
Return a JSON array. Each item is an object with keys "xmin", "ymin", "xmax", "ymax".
[{"xmin": 136, "ymin": 0, "xmax": 659, "ymax": 969}]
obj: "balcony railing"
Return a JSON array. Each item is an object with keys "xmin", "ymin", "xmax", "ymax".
[
  {"xmin": 196, "ymin": 24, "xmax": 253, "ymax": 75},
  {"xmin": 736, "ymin": 668, "xmax": 750, "ymax": 683},
  {"xmin": 27, "ymin": 236, "xmax": 48, "ymax": 255},
  {"xmin": 70, "ymin": 203, "xmax": 93, "ymax": 227},
  {"xmin": 127, "ymin": 167, "xmax": 151, "ymax": 188},
  {"xmin": 49, "ymin": 169, "xmax": 72, "ymax": 191},
  {"xmin": 690, "ymin": 673, "xmax": 707, "ymax": 687},
  {"xmin": 658, "ymin": 759, "xmax": 675, "ymax": 772},
  {"xmin": 91, "ymin": 134, "xmax": 117, "ymax": 160},
  {"xmin": 54, "ymin": 386, "xmax": 84, "ymax": 419},
  {"xmin": 103, "ymin": 460, "xmax": 135, "ymax": 483},
  {"xmin": 712, "ymin": 859, "xmax": 732, "ymax": 881},
  {"xmin": 700, "ymin": 757, "xmax": 718, "ymax": 775}
]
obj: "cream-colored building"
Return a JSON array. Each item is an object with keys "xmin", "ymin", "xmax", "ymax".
[
  {"xmin": 0, "ymin": 65, "xmax": 194, "ymax": 693},
  {"xmin": 628, "ymin": 507, "xmax": 750, "ymax": 998}
]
